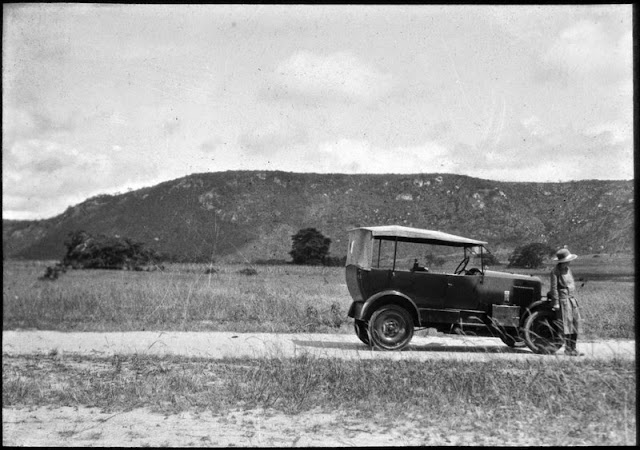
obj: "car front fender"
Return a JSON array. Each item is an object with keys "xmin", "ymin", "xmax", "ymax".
[{"xmin": 521, "ymin": 298, "xmax": 561, "ymax": 325}]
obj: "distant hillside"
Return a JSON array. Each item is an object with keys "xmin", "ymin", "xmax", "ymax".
[{"xmin": 2, "ymin": 171, "xmax": 634, "ymax": 262}]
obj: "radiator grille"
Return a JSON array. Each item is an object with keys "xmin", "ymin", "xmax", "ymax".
[{"xmin": 513, "ymin": 286, "xmax": 535, "ymax": 306}]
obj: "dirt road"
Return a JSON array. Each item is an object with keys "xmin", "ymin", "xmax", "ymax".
[
  {"xmin": 3, "ymin": 331, "xmax": 635, "ymax": 447},
  {"xmin": 2, "ymin": 330, "xmax": 635, "ymax": 361}
]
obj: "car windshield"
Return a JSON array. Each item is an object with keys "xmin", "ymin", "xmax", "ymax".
[{"xmin": 372, "ymin": 240, "xmax": 484, "ymax": 273}]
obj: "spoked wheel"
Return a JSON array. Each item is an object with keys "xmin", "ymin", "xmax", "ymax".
[
  {"xmin": 369, "ymin": 305, "xmax": 414, "ymax": 351},
  {"xmin": 354, "ymin": 319, "xmax": 370, "ymax": 346},
  {"xmin": 523, "ymin": 310, "xmax": 564, "ymax": 354}
]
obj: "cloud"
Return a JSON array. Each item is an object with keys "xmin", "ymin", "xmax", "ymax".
[
  {"xmin": 542, "ymin": 20, "xmax": 631, "ymax": 82},
  {"xmin": 464, "ymin": 119, "xmax": 633, "ymax": 182},
  {"xmin": 2, "ymin": 138, "xmax": 161, "ymax": 219},
  {"xmin": 271, "ymin": 50, "xmax": 393, "ymax": 102},
  {"xmin": 162, "ymin": 117, "xmax": 182, "ymax": 135},
  {"xmin": 3, "ymin": 106, "xmax": 81, "ymax": 150},
  {"xmin": 228, "ymin": 120, "xmax": 632, "ymax": 182},
  {"xmin": 425, "ymin": 121, "xmax": 453, "ymax": 140},
  {"xmin": 585, "ymin": 121, "xmax": 632, "ymax": 145},
  {"xmin": 291, "ymin": 139, "xmax": 453, "ymax": 174},
  {"xmin": 199, "ymin": 137, "xmax": 225, "ymax": 153},
  {"xmin": 239, "ymin": 121, "xmax": 309, "ymax": 154},
  {"xmin": 4, "ymin": 140, "xmax": 103, "ymax": 197}
]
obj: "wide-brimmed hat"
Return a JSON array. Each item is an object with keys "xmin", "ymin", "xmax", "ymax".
[{"xmin": 553, "ymin": 248, "xmax": 578, "ymax": 263}]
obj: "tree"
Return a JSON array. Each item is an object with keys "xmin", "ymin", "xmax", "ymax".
[
  {"xmin": 63, "ymin": 230, "xmax": 92, "ymax": 268},
  {"xmin": 507, "ymin": 243, "xmax": 555, "ymax": 269},
  {"xmin": 289, "ymin": 228, "xmax": 331, "ymax": 265}
]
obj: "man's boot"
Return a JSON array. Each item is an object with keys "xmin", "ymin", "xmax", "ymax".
[
  {"xmin": 565, "ymin": 334, "xmax": 576, "ymax": 356},
  {"xmin": 564, "ymin": 334, "xmax": 575, "ymax": 355}
]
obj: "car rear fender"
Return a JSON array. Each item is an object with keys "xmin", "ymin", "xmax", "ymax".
[{"xmin": 360, "ymin": 290, "xmax": 420, "ymax": 326}]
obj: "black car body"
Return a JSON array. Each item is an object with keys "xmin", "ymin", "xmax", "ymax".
[{"xmin": 345, "ymin": 225, "xmax": 563, "ymax": 353}]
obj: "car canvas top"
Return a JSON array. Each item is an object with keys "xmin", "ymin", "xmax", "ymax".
[{"xmin": 349, "ymin": 225, "xmax": 488, "ymax": 247}]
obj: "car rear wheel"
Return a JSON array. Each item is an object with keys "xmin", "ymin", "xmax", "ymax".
[
  {"xmin": 354, "ymin": 319, "xmax": 370, "ymax": 346},
  {"xmin": 369, "ymin": 305, "xmax": 414, "ymax": 351},
  {"xmin": 523, "ymin": 310, "xmax": 564, "ymax": 354}
]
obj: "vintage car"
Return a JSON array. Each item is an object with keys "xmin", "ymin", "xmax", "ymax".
[{"xmin": 345, "ymin": 225, "xmax": 564, "ymax": 354}]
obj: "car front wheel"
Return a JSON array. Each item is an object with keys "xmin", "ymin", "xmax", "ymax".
[
  {"xmin": 523, "ymin": 310, "xmax": 564, "ymax": 354},
  {"xmin": 368, "ymin": 305, "xmax": 414, "ymax": 351}
]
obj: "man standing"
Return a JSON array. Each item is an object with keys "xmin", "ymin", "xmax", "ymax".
[{"xmin": 549, "ymin": 248, "xmax": 584, "ymax": 356}]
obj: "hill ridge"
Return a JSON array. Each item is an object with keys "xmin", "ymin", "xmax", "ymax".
[{"xmin": 3, "ymin": 171, "xmax": 634, "ymax": 262}]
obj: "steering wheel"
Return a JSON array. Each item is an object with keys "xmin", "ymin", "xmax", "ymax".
[
  {"xmin": 454, "ymin": 256, "xmax": 469, "ymax": 275},
  {"xmin": 465, "ymin": 267, "xmax": 482, "ymax": 276}
]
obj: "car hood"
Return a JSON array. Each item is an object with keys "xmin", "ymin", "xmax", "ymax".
[{"xmin": 484, "ymin": 270, "xmax": 541, "ymax": 282}]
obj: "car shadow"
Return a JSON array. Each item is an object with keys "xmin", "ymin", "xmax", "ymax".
[
  {"xmin": 409, "ymin": 343, "xmax": 531, "ymax": 354},
  {"xmin": 292, "ymin": 339, "xmax": 532, "ymax": 354}
]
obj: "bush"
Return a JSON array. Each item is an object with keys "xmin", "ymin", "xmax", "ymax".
[
  {"xmin": 62, "ymin": 230, "xmax": 159, "ymax": 270},
  {"xmin": 507, "ymin": 243, "xmax": 555, "ymax": 269},
  {"xmin": 39, "ymin": 263, "xmax": 66, "ymax": 281}
]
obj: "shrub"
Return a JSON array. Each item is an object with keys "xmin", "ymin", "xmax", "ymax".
[
  {"xmin": 62, "ymin": 230, "xmax": 159, "ymax": 270},
  {"xmin": 39, "ymin": 263, "xmax": 66, "ymax": 281},
  {"xmin": 328, "ymin": 302, "xmax": 345, "ymax": 328},
  {"xmin": 507, "ymin": 243, "xmax": 555, "ymax": 269}
]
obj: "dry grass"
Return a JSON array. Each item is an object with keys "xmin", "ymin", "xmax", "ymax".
[
  {"xmin": 3, "ymin": 262, "xmax": 351, "ymax": 333},
  {"xmin": 2, "ymin": 256, "xmax": 634, "ymax": 339},
  {"xmin": 2, "ymin": 353, "xmax": 635, "ymax": 445}
]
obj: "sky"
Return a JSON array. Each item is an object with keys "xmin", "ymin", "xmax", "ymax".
[{"xmin": 2, "ymin": 4, "xmax": 634, "ymax": 220}]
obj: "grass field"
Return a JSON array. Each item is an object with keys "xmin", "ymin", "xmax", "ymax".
[
  {"xmin": 2, "ymin": 254, "xmax": 635, "ymax": 339},
  {"xmin": 2, "ymin": 255, "xmax": 636, "ymax": 445}
]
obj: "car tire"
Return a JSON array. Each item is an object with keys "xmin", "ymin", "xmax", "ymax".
[
  {"xmin": 368, "ymin": 304, "xmax": 414, "ymax": 351},
  {"xmin": 354, "ymin": 319, "xmax": 371, "ymax": 346},
  {"xmin": 523, "ymin": 310, "xmax": 564, "ymax": 354}
]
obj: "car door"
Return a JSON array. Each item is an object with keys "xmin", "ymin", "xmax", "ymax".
[
  {"xmin": 445, "ymin": 273, "xmax": 482, "ymax": 310},
  {"xmin": 388, "ymin": 270, "xmax": 447, "ymax": 309}
]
